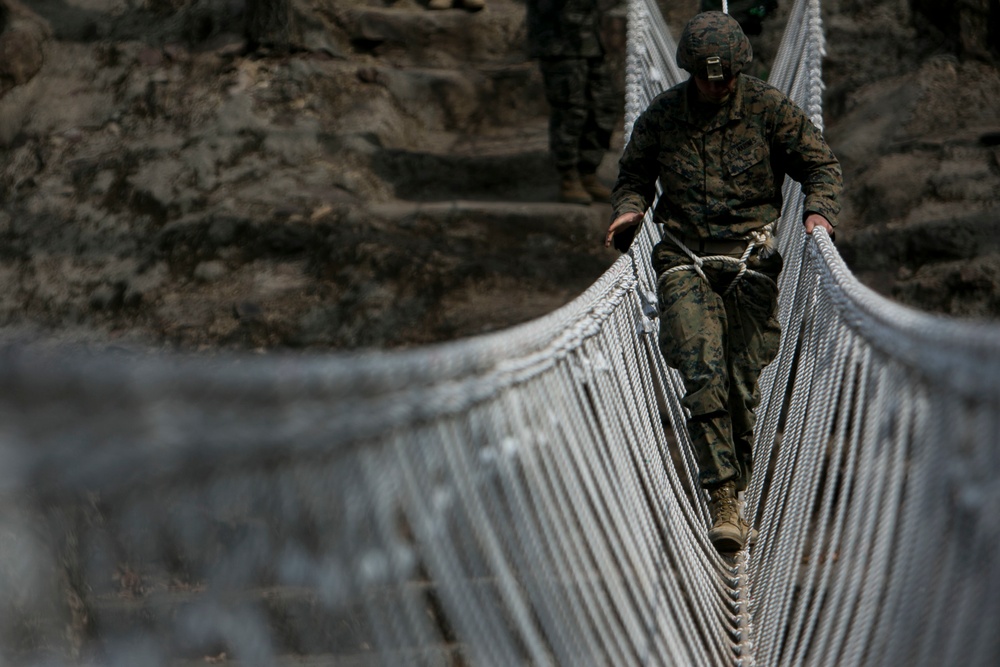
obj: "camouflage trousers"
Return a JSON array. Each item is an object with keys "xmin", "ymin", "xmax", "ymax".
[
  {"xmin": 652, "ymin": 240, "xmax": 783, "ymax": 491},
  {"xmin": 538, "ymin": 56, "xmax": 618, "ymax": 174}
]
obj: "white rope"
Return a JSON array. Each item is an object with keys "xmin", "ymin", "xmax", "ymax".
[{"xmin": 658, "ymin": 225, "xmax": 775, "ymax": 294}]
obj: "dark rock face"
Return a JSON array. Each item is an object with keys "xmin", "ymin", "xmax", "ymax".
[
  {"xmin": 820, "ymin": 0, "xmax": 1000, "ymax": 319},
  {"xmin": 0, "ymin": 0, "xmax": 996, "ymax": 355},
  {"xmin": 911, "ymin": 0, "xmax": 1000, "ymax": 62}
]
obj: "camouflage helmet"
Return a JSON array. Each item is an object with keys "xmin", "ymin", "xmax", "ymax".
[{"xmin": 676, "ymin": 11, "xmax": 753, "ymax": 80}]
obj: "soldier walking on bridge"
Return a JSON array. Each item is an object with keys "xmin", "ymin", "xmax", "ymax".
[{"xmin": 604, "ymin": 12, "xmax": 842, "ymax": 552}]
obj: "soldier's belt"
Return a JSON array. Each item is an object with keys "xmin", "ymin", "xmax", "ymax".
[{"xmin": 678, "ymin": 236, "xmax": 749, "ymax": 257}]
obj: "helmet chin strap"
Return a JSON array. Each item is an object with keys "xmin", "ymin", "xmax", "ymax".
[{"xmin": 722, "ymin": 0, "xmax": 729, "ymax": 12}]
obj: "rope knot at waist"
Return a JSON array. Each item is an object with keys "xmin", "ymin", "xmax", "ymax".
[{"xmin": 660, "ymin": 225, "xmax": 775, "ymax": 294}]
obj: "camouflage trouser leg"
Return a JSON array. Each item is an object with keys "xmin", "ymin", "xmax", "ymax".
[
  {"xmin": 538, "ymin": 56, "xmax": 618, "ymax": 174},
  {"xmin": 653, "ymin": 242, "xmax": 782, "ymax": 491}
]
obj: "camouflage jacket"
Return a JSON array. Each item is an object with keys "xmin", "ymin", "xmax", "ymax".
[
  {"xmin": 526, "ymin": 0, "xmax": 604, "ymax": 59},
  {"xmin": 612, "ymin": 75, "xmax": 842, "ymax": 240}
]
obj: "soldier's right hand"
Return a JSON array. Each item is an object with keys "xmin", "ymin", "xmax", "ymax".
[{"xmin": 604, "ymin": 211, "xmax": 644, "ymax": 249}]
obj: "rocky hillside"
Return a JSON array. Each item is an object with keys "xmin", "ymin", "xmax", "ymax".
[
  {"xmin": 822, "ymin": 0, "xmax": 1000, "ymax": 319},
  {"xmin": 0, "ymin": 0, "xmax": 623, "ymax": 352},
  {"xmin": 0, "ymin": 0, "xmax": 997, "ymax": 355}
]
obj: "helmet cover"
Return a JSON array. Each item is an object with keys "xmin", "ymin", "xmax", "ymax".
[{"xmin": 676, "ymin": 11, "xmax": 753, "ymax": 80}]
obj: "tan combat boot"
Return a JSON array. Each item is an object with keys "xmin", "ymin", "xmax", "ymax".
[
  {"xmin": 580, "ymin": 173, "xmax": 611, "ymax": 203},
  {"xmin": 559, "ymin": 170, "xmax": 592, "ymax": 205},
  {"xmin": 708, "ymin": 481, "xmax": 749, "ymax": 552}
]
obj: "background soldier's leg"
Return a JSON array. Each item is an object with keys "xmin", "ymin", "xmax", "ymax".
[
  {"xmin": 657, "ymin": 264, "xmax": 740, "ymax": 489},
  {"xmin": 538, "ymin": 57, "xmax": 590, "ymax": 174},
  {"xmin": 578, "ymin": 56, "xmax": 617, "ymax": 175}
]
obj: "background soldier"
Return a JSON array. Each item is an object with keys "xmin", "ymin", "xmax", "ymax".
[
  {"xmin": 526, "ymin": 0, "xmax": 620, "ymax": 205},
  {"xmin": 604, "ymin": 12, "xmax": 842, "ymax": 552},
  {"xmin": 699, "ymin": 0, "xmax": 778, "ymax": 35}
]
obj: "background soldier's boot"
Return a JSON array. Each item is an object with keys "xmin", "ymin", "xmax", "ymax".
[
  {"xmin": 708, "ymin": 481, "xmax": 746, "ymax": 552},
  {"xmin": 559, "ymin": 170, "xmax": 592, "ymax": 205},
  {"xmin": 580, "ymin": 173, "xmax": 611, "ymax": 203}
]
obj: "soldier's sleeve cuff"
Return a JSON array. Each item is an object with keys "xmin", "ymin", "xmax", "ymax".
[
  {"xmin": 612, "ymin": 202, "xmax": 647, "ymax": 219},
  {"xmin": 804, "ymin": 203, "xmax": 839, "ymax": 227}
]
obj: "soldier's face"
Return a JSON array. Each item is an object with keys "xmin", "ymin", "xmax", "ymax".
[{"xmin": 693, "ymin": 75, "xmax": 737, "ymax": 105}]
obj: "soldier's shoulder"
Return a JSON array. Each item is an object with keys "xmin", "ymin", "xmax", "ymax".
[
  {"xmin": 645, "ymin": 81, "xmax": 687, "ymax": 113},
  {"xmin": 740, "ymin": 76, "xmax": 800, "ymax": 115},
  {"xmin": 741, "ymin": 75, "xmax": 786, "ymax": 102}
]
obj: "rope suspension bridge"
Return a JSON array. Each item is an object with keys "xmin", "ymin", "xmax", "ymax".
[{"xmin": 1, "ymin": 0, "xmax": 999, "ymax": 664}]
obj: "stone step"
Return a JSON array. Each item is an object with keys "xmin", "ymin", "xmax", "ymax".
[
  {"xmin": 341, "ymin": 0, "xmax": 531, "ymax": 69},
  {"xmin": 326, "ymin": 59, "xmax": 553, "ymax": 176},
  {"xmin": 367, "ymin": 61, "xmax": 548, "ymax": 137},
  {"xmin": 367, "ymin": 122, "xmax": 625, "ymax": 202},
  {"xmin": 331, "ymin": 0, "xmax": 626, "ymax": 141},
  {"xmin": 363, "ymin": 199, "xmax": 615, "ymax": 255},
  {"xmin": 370, "ymin": 121, "xmax": 554, "ymax": 201}
]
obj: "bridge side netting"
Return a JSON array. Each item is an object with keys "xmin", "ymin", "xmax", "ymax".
[
  {"xmin": 0, "ymin": 1, "xmax": 999, "ymax": 666},
  {"xmin": 744, "ymin": 3, "xmax": 1000, "ymax": 666}
]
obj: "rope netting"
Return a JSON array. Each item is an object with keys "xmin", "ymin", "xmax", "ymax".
[{"xmin": 0, "ymin": 0, "xmax": 998, "ymax": 665}]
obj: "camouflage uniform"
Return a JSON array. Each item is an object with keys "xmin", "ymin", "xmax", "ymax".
[
  {"xmin": 611, "ymin": 12, "xmax": 841, "ymax": 491},
  {"xmin": 526, "ymin": 0, "xmax": 619, "ymax": 177}
]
